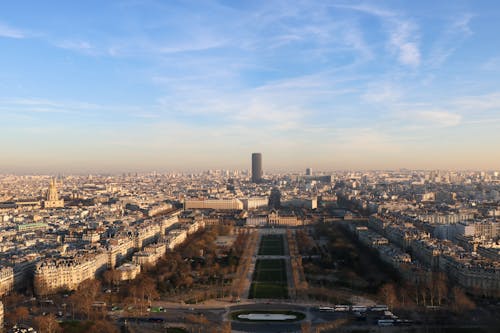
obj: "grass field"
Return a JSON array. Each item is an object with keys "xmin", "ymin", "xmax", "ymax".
[
  {"xmin": 258, "ymin": 234, "xmax": 285, "ymax": 255},
  {"xmin": 249, "ymin": 259, "xmax": 288, "ymax": 299}
]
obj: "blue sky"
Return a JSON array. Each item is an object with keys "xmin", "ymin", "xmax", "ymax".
[{"xmin": 1, "ymin": 0, "xmax": 499, "ymax": 173}]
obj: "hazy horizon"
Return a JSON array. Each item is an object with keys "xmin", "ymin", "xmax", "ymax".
[{"xmin": 1, "ymin": 1, "xmax": 500, "ymax": 172}]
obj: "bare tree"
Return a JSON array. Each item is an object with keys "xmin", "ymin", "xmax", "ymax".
[
  {"xmin": 452, "ymin": 286, "xmax": 475, "ymax": 313},
  {"xmin": 6, "ymin": 306, "xmax": 30, "ymax": 325},
  {"xmin": 220, "ymin": 321, "xmax": 231, "ymax": 333},
  {"xmin": 435, "ymin": 272, "xmax": 448, "ymax": 306},
  {"xmin": 141, "ymin": 276, "xmax": 159, "ymax": 307},
  {"xmin": 301, "ymin": 321, "xmax": 312, "ymax": 333},
  {"xmin": 72, "ymin": 278, "xmax": 101, "ymax": 319},
  {"xmin": 379, "ymin": 283, "xmax": 398, "ymax": 310},
  {"xmin": 33, "ymin": 314, "xmax": 61, "ymax": 333}
]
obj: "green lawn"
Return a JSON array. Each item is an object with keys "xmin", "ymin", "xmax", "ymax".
[
  {"xmin": 258, "ymin": 235, "xmax": 285, "ymax": 256},
  {"xmin": 249, "ymin": 259, "xmax": 288, "ymax": 299},
  {"xmin": 250, "ymin": 282, "xmax": 288, "ymax": 298},
  {"xmin": 255, "ymin": 269, "xmax": 285, "ymax": 282},
  {"xmin": 257, "ymin": 259, "xmax": 284, "ymax": 269}
]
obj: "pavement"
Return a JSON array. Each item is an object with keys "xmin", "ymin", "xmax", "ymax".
[
  {"xmin": 241, "ymin": 231, "xmax": 260, "ymax": 299},
  {"xmin": 283, "ymin": 230, "xmax": 296, "ymax": 299}
]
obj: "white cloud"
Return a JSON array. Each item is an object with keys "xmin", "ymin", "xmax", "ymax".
[
  {"xmin": 416, "ymin": 110, "xmax": 462, "ymax": 127},
  {"xmin": 388, "ymin": 20, "xmax": 420, "ymax": 67},
  {"xmin": 362, "ymin": 84, "xmax": 402, "ymax": 104},
  {"xmin": 0, "ymin": 22, "xmax": 25, "ymax": 39},
  {"xmin": 454, "ymin": 92, "xmax": 500, "ymax": 111},
  {"xmin": 396, "ymin": 40, "xmax": 420, "ymax": 66},
  {"xmin": 56, "ymin": 40, "xmax": 94, "ymax": 51}
]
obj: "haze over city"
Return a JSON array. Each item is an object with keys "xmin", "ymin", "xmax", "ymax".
[
  {"xmin": 3, "ymin": 3, "xmax": 500, "ymax": 332},
  {"xmin": 1, "ymin": 1, "xmax": 500, "ymax": 172}
]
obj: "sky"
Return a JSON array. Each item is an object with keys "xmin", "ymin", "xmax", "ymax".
[{"xmin": 1, "ymin": 0, "xmax": 500, "ymax": 173}]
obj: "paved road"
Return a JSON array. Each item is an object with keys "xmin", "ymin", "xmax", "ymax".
[{"xmin": 154, "ymin": 301, "xmax": 354, "ymax": 331}]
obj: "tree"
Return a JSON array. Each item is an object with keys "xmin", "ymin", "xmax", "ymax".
[
  {"xmin": 186, "ymin": 313, "xmax": 210, "ymax": 333},
  {"xmin": 3, "ymin": 292, "xmax": 23, "ymax": 308},
  {"xmin": 379, "ymin": 283, "xmax": 398, "ymax": 310},
  {"xmin": 33, "ymin": 314, "xmax": 61, "ymax": 333},
  {"xmin": 301, "ymin": 321, "xmax": 312, "ymax": 333},
  {"xmin": 71, "ymin": 278, "xmax": 101, "ymax": 319},
  {"xmin": 141, "ymin": 276, "xmax": 159, "ymax": 306},
  {"xmin": 434, "ymin": 272, "xmax": 448, "ymax": 306},
  {"xmin": 6, "ymin": 306, "xmax": 30, "ymax": 325},
  {"xmin": 452, "ymin": 287, "xmax": 475, "ymax": 313},
  {"xmin": 15, "ymin": 306, "xmax": 30, "ymax": 323},
  {"xmin": 103, "ymin": 269, "xmax": 119, "ymax": 289},
  {"xmin": 219, "ymin": 322, "xmax": 231, "ymax": 333}
]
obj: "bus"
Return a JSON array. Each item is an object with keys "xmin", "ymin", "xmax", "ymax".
[
  {"xmin": 351, "ymin": 305, "xmax": 367, "ymax": 312},
  {"xmin": 334, "ymin": 305, "xmax": 350, "ymax": 312},
  {"xmin": 318, "ymin": 306, "xmax": 335, "ymax": 312},
  {"xmin": 377, "ymin": 319, "xmax": 394, "ymax": 326},
  {"xmin": 371, "ymin": 305, "xmax": 389, "ymax": 312}
]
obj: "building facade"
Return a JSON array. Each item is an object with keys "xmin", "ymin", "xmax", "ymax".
[
  {"xmin": 184, "ymin": 198, "xmax": 243, "ymax": 210},
  {"xmin": 34, "ymin": 251, "xmax": 108, "ymax": 295},
  {"xmin": 43, "ymin": 178, "xmax": 64, "ymax": 209},
  {"xmin": 0, "ymin": 267, "xmax": 14, "ymax": 296}
]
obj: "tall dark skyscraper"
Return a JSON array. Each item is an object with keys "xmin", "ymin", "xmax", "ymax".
[{"xmin": 251, "ymin": 153, "xmax": 263, "ymax": 183}]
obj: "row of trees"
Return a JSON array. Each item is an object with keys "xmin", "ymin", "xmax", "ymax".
[
  {"xmin": 114, "ymin": 225, "xmax": 245, "ymax": 304},
  {"xmin": 4, "ymin": 303, "xmax": 118, "ymax": 333},
  {"xmin": 230, "ymin": 231, "xmax": 258, "ymax": 298},
  {"xmin": 302, "ymin": 223, "xmax": 477, "ymax": 315},
  {"xmin": 98, "ymin": 224, "xmax": 260, "ymax": 308},
  {"xmin": 287, "ymin": 230, "xmax": 309, "ymax": 299},
  {"xmin": 295, "ymin": 229, "xmax": 317, "ymax": 256},
  {"xmin": 378, "ymin": 274, "xmax": 475, "ymax": 313}
]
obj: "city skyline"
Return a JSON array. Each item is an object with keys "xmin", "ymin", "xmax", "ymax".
[{"xmin": 1, "ymin": 1, "xmax": 500, "ymax": 172}]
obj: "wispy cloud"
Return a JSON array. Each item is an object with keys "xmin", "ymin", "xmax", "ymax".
[
  {"xmin": 333, "ymin": 4, "xmax": 420, "ymax": 67},
  {"xmin": 0, "ymin": 98, "xmax": 151, "ymax": 120},
  {"xmin": 362, "ymin": 83, "xmax": 402, "ymax": 103},
  {"xmin": 454, "ymin": 92, "xmax": 500, "ymax": 111},
  {"xmin": 55, "ymin": 40, "xmax": 95, "ymax": 53},
  {"xmin": 389, "ymin": 20, "xmax": 420, "ymax": 66},
  {"xmin": 416, "ymin": 110, "xmax": 462, "ymax": 127},
  {"xmin": 0, "ymin": 21, "xmax": 25, "ymax": 39},
  {"xmin": 481, "ymin": 56, "xmax": 500, "ymax": 71},
  {"xmin": 428, "ymin": 13, "xmax": 474, "ymax": 67},
  {"xmin": 332, "ymin": 128, "xmax": 402, "ymax": 154}
]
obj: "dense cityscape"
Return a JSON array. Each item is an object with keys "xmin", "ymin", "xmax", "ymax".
[
  {"xmin": 0, "ymin": 153, "xmax": 499, "ymax": 332},
  {"xmin": 2, "ymin": 1, "xmax": 500, "ymax": 332}
]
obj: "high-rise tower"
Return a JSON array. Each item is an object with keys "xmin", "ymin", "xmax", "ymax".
[{"xmin": 251, "ymin": 153, "xmax": 263, "ymax": 183}]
